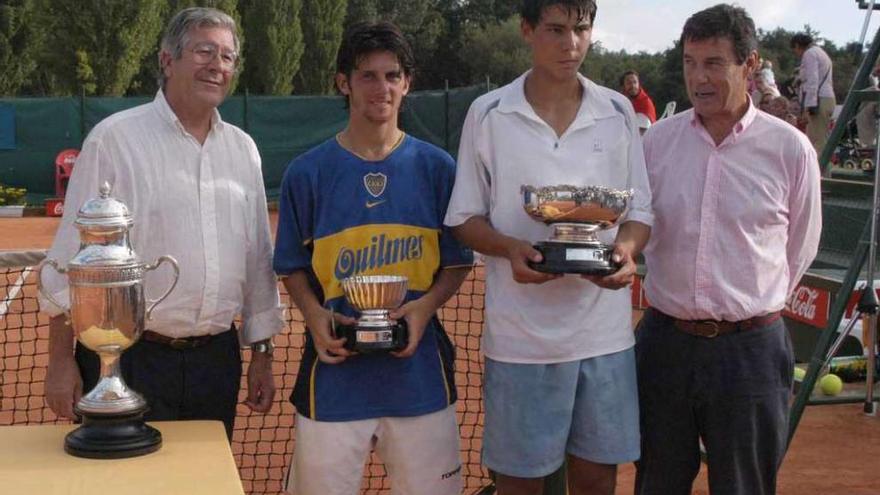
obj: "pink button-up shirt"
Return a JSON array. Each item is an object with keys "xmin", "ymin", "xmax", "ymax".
[{"xmin": 642, "ymin": 104, "xmax": 822, "ymax": 321}]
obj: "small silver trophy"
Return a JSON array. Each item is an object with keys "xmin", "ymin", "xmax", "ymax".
[
  {"xmin": 38, "ymin": 182, "xmax": 179, "ymax": 458},
  {"xmin": 522, "ymin": 184, "xmax": 632, "ymax": 275},
  {"xmin": 335, "ymin": 275, "xmax": 409, "ymax": 352}
]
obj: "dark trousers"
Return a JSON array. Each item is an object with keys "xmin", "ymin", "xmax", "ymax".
[
  {"xmin": 634, "ymin": 309, "xmax": 794, "ymax": 495},
  {"xmin": 75, "ymin": 328, "xmax": 242, "ymax": 440}
]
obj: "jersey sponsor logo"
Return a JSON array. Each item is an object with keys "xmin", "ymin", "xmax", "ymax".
[
  {"xmin": 364, "ymin": 172, "xmax": 387, "ymax": 197},
  {"xmin": 365, "ymin": 199, "xmax": 386, "ymax": 208},
  {"xmin": 312, "ymin": 224, "xmax": 440, "ymax": 300},
  {"xmin": 334, "ymin": 233, "xmax": 424, "ymax": 280}
]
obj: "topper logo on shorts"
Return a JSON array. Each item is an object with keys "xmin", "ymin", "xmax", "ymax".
[
  {"xmin": 364, "ymin": 172, "xmax": 387, "ymax": 197},
  {"xmin": 441, "ymin": 465, "xmax": 461, "ymax": 480}
]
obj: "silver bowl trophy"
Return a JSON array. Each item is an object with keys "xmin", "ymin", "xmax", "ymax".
[
  {"xmin": 522, "ymin": 185, "xmax": 632, "ymax": 275},
  {"xmin": 334, "ymin": 275, "xmax": 409, "ymax": 352},
  {"xmin": 38, "ymin": 182, "xmax": 179, "ymax": 459}
]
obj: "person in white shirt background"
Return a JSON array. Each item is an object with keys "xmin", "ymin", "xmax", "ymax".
[
  {"xmin": 792, "ymin": 32, "xmax": 835, "ymax": 154},
  {"xmin": 39, "ymin": 7, "xmax": 283, "ymax": 440}
]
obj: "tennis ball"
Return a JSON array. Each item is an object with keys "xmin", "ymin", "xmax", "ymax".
[
  {"xmin": 819, "ymin": 373, "xmax": 843, "ymax": 396},
  {"xmin": 793, "ymin": 367, "xmax": 806, "ymax": 381}
]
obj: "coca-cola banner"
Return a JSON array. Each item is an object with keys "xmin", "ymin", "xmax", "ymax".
[{"xmin": 784, "ymin": 284, "xmax": 830, "ymax": 328}]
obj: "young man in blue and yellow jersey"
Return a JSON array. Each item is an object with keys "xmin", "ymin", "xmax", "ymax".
[{"xmin": 273, "ymin": 21, "xmax": 473, "ymax": 495}]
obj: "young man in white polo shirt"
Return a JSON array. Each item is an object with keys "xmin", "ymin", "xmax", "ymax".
[{"xmin": 444, "ymin": 1, "xmax": 652, "ymax": 493}]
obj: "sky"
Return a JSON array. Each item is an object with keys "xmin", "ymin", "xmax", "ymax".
[{"xmin": 592, "ymin": 0, "xmax": 880, "ymax": 53}]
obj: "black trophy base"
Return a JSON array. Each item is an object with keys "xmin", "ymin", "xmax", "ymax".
[
  {"xmin": 336, "ymin": 320, "xmax": 409, "ymax": 353},
  {"xmin": 65, "ymin": 407, "xmax": 162, "ymax": 459},
  {"xmin": 528, "ymin": 241, "xmax": 619, "ymax": 275}
]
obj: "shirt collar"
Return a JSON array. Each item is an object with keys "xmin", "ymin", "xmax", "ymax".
[
  {"xmin": 688, "ymin": 95, "xmax": 758, "ymax": 143},
  {"xmin": 496, "ymin": 70, "xmax": 619, "ymax": 131},
  {"xmin": 153, "ymin": 89, "xmax": 224, "ymax": 135}
]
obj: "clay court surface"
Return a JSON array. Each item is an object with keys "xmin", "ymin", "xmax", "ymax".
[{"xmin": 2, "ymin": 215, "xmax": 878, "ymax": 494}]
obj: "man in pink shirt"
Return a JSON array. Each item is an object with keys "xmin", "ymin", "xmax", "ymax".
[{"xmin": 636, "ymin": 5, "xmax": 822, "ymax": 495}]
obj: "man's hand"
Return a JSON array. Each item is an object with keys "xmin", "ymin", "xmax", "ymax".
[
  {"xmin": 582, "ymin": 244, "xmax": 637, "ymax": 290},
  {"xmin": 245, "ymin": 350, "xmax": 275, "ymax": 413},
  {"xmin": 45, "ymin": 352, "xmax": 82, "ymax": 420},
  {"xmin": 389, "ymin": 298, "xmax": 433, "ymax": 358},
  {"xmin": 303, "ymin": 307, "xmax": 357, "ymax": 364},
  {"xmin": 506, "ymin": 239, "xmax": 562, "ymax": 284}
]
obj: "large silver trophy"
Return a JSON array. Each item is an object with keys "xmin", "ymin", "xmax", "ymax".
[
  {"xmin": 335, "ymin": 275, "xmax": 409, "ymax": 352},
  {"xmin": 522, "ymin": 184, "xmax": 632, "ymax": 275},
  {"xmin": 38, "ymin": 182, "xmax": 179, "ymax": 459}
]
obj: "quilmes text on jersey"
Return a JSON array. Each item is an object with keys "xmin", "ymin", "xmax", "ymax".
[{"xmin": 334, "ymin": 233, "xmax": 425, "ymax": 280}]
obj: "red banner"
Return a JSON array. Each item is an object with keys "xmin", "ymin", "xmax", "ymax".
[{"xmin": 783, "ymin": 284, "xmax": 831, "ymax": 328}]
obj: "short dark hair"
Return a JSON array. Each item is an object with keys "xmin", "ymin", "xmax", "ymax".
[
  {"xmin": 335, "ymin": 21, "xmax": 415, "ymax": 80},
  {"xmin": 680, "ymin": 4, "xmax": 757, "ymax": 65},
  {"xmin": 619, "ymin": 70, "xmax": 639, "ymax": 87},
  {"xmin": 790, "ymin": 33, "xmax": 814, "ymax": 49},
  {"xmin": 520, "ymin": 0, "xmax": 597, "ymax": 28}
]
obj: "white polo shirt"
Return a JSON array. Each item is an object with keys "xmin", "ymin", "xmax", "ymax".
[{"xmin": 444, "ymin": 71, "xmax": 653, "ymax": 364}]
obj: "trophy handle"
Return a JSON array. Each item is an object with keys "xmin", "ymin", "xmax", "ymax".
[
  {"xmin": 36, "ymin": 259, "xmax": 71, "ymax": 322},
  {"xmin": 144, "ymin": 255, "xmax": 180, "ymax": 321}
]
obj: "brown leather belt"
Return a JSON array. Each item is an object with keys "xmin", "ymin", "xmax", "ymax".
[
  {"xmin": 650, "ymin": 308, "xmax": 783, "ymax": 338},
  {"xmin": 141, "ymin": 330, "xmax": 216, "ymax": 350}
]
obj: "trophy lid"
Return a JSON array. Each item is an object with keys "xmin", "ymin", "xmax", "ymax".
[
  {"xmin": 68, "ymin": 182, "xmax": 140, "ymax": 270},
  {"xmin": 75, "ymin": 182, "xmax": 134, "ymax": 231}
]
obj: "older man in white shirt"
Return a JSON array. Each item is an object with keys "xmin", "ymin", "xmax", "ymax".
[
  {"xmin": 40, "ymin": 7, "xmax": 283, "ymax": 439},
  {"xmin": 792, "ymin": 32, "xmax": 835, "ymax": 154}
]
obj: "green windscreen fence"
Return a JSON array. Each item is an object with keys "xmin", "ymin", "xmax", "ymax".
[{"xmin": 0, "ymin": 84, "xmax": 489, "ymax": 201}]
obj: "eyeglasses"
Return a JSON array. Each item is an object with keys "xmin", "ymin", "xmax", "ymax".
[{"xmin": 189, "ymin": 42, "xmax": 239, "ymax": 71}]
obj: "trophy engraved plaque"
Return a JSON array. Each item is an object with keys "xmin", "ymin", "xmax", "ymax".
[
  {"xmin": 335, "ymin": 275, "xmax": 409, "ymax": 352},
  {"xmin": 522, "ymin": 184, "xmax": 632, "ymax": 275},
  {"xmin": 38, "ymin": 182, "xmax": 179, "ymax": 459}
]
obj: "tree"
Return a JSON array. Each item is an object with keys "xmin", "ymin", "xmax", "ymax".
[
  {"xmin": 35, "ymin": 0, "xmax": 165, "ymax": 96},
  {"xmin": 240, "ymin": 0, "xmax": 304, "ymax": 94},
  {"xmin": 295, "ymin": 0, "xmax": 347, "ymax": 94},
  {"xmin": 0, "ymin": 0, "xmax": 44, "ymax": 96},
  {"xmin": 344, "ymin": 0, "xmax": 377, "ymax": 28},
  {"xmin": 459, "ymin": 16, "xmax": 529, "ymax": 87}
]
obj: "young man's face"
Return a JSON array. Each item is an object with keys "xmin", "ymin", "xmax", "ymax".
[
  {"xmin": 683, "ymin": 36, "xmax": 757, "ymax": 124},
  {"xmin": 522, "ymin": 5, "xmax": 592, "ymax": 82},
  {"xmin": 623, "ymin": 74, "xmax": 640, "ymax": 97},
  {"xmin": 336, "ymin": 50, "xmax": 410, "ymax": 124},
  {"xmin": 161, "ymin": 27, "xmax": 236, "ymax": 111}
]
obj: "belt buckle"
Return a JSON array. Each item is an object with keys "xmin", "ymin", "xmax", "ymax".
[
  {"xmin": 698, "ymin": 320, "xmax": 720, "ymax": 338},
  {"xmin": 168, "ymin": 338, "xmax": 191, "ymax": 350}
]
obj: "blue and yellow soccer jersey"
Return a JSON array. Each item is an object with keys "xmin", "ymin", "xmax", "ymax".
[{"xmin": 273, "ymin": 135, "xmax": 473, "ymax": 421}]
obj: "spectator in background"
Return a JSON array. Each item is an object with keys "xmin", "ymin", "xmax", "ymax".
[
  {"xmin": 856, "ymin": 67, "xmax": 880, "ymax": 147},
  {"xmin": 768, "ymin": 96, "xmax": 800, "ymax": 127},
  {"xmin": 792, "ymin": 32, "xmax": 835, "ymax": 153},
  {"xmin": 760, "ymin": 59, "xmax": 777, "ymax": 89},
  {"xmin": 621, "ymin": 70, "xmax": 657, "ymax": 123}
]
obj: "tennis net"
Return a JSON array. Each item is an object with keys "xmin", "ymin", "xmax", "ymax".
[{"xmin": 0, "ymin": 249, "xmax": 491, "ymax": 494}]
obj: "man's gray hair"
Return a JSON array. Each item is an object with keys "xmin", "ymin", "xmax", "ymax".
[{"xmin": 158, "ymin": 7, "xmax": 239, "ymax": 88}]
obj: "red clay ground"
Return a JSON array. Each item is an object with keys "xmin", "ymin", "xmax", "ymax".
[{"xmin": 2, "ymin": 215, "xmax": 878, "ymax": 494}]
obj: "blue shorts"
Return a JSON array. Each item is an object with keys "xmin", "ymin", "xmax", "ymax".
[{"xmin": 482, "ymin": 348, "xmax": 640, "ymax": 478}]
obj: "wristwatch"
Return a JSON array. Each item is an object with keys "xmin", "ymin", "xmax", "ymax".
[{"xmin": 250, "ymin": 338, "xmax": 275, "ymax": 356}]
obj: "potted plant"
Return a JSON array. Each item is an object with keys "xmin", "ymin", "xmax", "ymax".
[{"xmin": 0, "ymin": 183, "xmax": 28, "ymax": 217}]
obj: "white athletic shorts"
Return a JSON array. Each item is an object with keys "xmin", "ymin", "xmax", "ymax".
[{"xmin": 285, "ymin": 405, "xmax": 462, "ymax": 495}]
